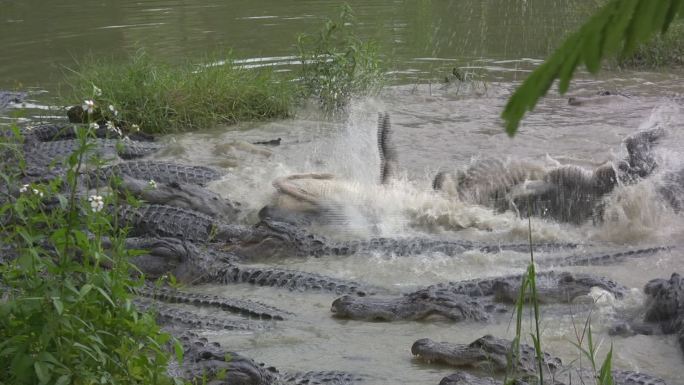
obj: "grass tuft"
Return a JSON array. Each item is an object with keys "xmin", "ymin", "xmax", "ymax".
[
  {"xmin": 619, "ymin": 22, "xmax": 684, "ymax": 68},
  {"xmin": 62, "ymin": 50, "xmax": 299, "ymax": 134},
  {"xmin": 296, "ymin": 4, "xmax": 384, "ymax": 116}
]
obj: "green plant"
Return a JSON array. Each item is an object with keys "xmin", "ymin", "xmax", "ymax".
[
  {"xmin": 62, "ymin": 50, "xmax": 297, "ymax": 134},
  {"xmin": 620, "ymin": 21, "xmax": 684, "ymax": 67},
  {"xmin": 570, "ymin": 314, "xmax": 615, "ymax": 385},
  {"xmin": 505, "ymin": 213, "xmax": 546, "ymax": 385},
  {"xmin": 0, "ymin": 126, "xmax": 179, "ymax": 384},
  {"xmin": 502, "ymin": 0, "xmax": 684, "ymax": 135},
  {"xmin": 504, "ymin": 205, "xmax": 614, "ymax": 385},
  {"xmin": 296, "ymin": 4, "xmax": 384, "ymax": 116}
]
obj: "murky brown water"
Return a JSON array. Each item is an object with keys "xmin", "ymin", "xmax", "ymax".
[
  {"xmin": 151, "ymin": 79, "xmax": 684, "ymax": 384},
  {"xmin": 3, "ymin": 1, "xmax": 684, "ymax": 384}
]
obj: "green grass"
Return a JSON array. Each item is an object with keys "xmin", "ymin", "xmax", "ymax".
[
  {"xmin": 62, "ymin": 50, "xmax": 299, "ymax": 134},
  {"xmin": 619, "ymin": 21, "xmax": 684, "ymax": 68},
  {"xmin": 60, "ymin": 5, "xmax": 384, "ymax": 130},
  {"xmin": 504, "ymin": 201, "xmax": 614, "ymax": 385}
]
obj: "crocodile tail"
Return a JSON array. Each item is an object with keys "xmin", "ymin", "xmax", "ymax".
[{"xmin": 377, "ymin": 112, "xmax": 397, "ymax": 185}]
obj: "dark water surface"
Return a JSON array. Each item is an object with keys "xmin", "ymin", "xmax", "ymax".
[{"xmin": 1, "ymin": 0, "xmax": 590, "ymax": 90}]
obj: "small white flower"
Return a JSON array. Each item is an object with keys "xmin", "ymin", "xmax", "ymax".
[
  {"xmin": 89, "ymin": 122, "xmax": 99, "ymax": 130},
  {"xmin": 108, "ymin": 104, "xmax": 118, "ymax": 117},
  {"xmin": 105, "ymin": 120, "xmax": 122, "ymax": 136},
  {"xmin": 131, "ymin": 124, "xmax": 140, "ymax": 132},
  {"xmin": 82, "ymin": 100, "xmax": 96, "ymax": 114},
  {"xmin": 21, "ymin": 185, "xmax": 43, "ymax": 197},
  {"xmin": 148, "ymin": 179, "xmax": 157, "ymax": 189},
  {"xmin": 93, "ymin": 85, "xmax": 102, "ymax": 96},
  {"xmin": 88, "ymin": 195, "xmax": 104, "ymax": 212}
]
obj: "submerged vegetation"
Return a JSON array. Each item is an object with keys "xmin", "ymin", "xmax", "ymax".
[{"xmin": 0, "ymin": 128, "xmax": 177, "ymax": 384}]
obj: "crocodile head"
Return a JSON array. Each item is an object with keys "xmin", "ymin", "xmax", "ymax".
[
  {"xmin": 411, "ymin": 336, "xmax": 508, "ymax": 369},
  {"xmin": 331, "ymin": 289, "xmax": 494, "ymax": 322},
  {"xmin": 175, "ymin": 331, "xmax": 277, "ymax": 385},
  {"xmin": 412, "ymin": 335, "xmax": 562, "ymax": 376},
  {"xmin": 331, "ymin": 295, "xmax": 407, "ymax": 321},
  {"xmin": 229, "ymin": 218, "xmax": 327, "ymax": 259},
  {"xmin": 227, "ymin": 220, "xmax": 301, "ymax": 259},
  {"xmin": 492, "ymin": 271, "xmax": 625, "ymax": 304},
  {"xmin": 644, "ymin": 273, "xmax": 683, "ymax": 326},
  {"xmin": 183, "ymin": 353, "xmax": 277, "ymax": 385}
]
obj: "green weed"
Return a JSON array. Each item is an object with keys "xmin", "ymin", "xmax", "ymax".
[
  {"xmin": 296, "ymin": 4, "xmax": 384, "ymax": 116},
  {"xmin": 619, "ymin": 22, "xmax": 684, "ymax": 68},
  {"xmin": 0, "ymin": 126, "xmax": 179, "ymax": 384},
  {"xmin": 62, "ymin": 50, "xmax": 298, "ymax": 134},
  {"xmin": 505, "ymin": 204, "xmax": 614, "ymax": 385}
]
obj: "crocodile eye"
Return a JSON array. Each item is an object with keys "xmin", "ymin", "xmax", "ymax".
[{"xmin": 561, "ymin": 274, "xmax": 574, "ymax": 283}]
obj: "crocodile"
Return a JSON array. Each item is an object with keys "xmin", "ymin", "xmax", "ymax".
[
  {"xmin": 378, "ymin": 112, "xmax": 397, "ymax": 184},
  {"xmin": 115, "ymin": 175, "xmax": 239, "ymax": 220},
  {"xmin": 115, "ymin": 203, "xmax": 582, "ymax": 259},
  {"xmin": 433, "ymin": 127, "xmax": 666, "ymax": 224},
  {"xmin": 23, "ymin": 123, "xmax": 122, "ymax": 142},
  {"xmin": 86, "ymin": 160, "xmax": 224, "ymax": 188},
  {"xmin": 412, "ymin": 335, "xmax": 666, "ymax": 385},
  {"xmin": 22, "ymin": 123, "xmax": 155, "ymax": 142},
  {"xmin": 0, "ymin": 90, "xmax": 26, "ymax": 111},
  {"xmin": 567, "ymin": 90, "xmax": 630, "ymax": 107},
  {"xmin": 167, "ymin": 329, "xmax": 278, "ymax": 385},
  {"xmin": 134, "ymin": 298, "xmax": 272, "ymax": 331},
  {"xmin": 259, "ymin": 112, "xmax": 398, "ymax": 228},
  {"xmin": 658, "ymin": 167, "xmax": 684, "ymax": 213},
  {"xmin": 124, "ymin": 236, "xmax": 375, "ymax": 296},
  {"xmin": 135, "ymin": 283, "xmax": 289, "ymax": 320},
  {"xmin": 238, "ymin": 217, "xmax": 584, "ymax": 259},
  {"xmin": 167, "ymin": 330, "xmax": 362, "ymax": 385},
  {"xmin": 542, "ymin": 245, "xmax": 674, "ymax": 267},
  {"xmin": 24, "ymin": 137, "xmax": 162, "ymax": 164},
  {"xmin": 331, "ymin": 271, "xmax": 626, "ymax": 322},
  {"xmin": 117, "ymin": 204, "xmax": 255, "ymax": 243},
  {"xmin": 610, "ymin": 272, "xmax": 684, "ymax": 358}
]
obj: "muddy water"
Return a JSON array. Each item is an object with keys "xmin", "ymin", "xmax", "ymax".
[
  {"xmin": 3, "ymin": 0, "xmax": 684, "ymax": 383},
  {"xmin": 148, "ymin": 72, "xmax": 684, "ymax": 384}
]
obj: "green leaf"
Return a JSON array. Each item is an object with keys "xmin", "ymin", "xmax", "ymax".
[
  {"xmin": 95, "ymin": 286, "xmax": 115, "ymax": 307},
  {"xmin": 173, "ymin": 340, "xmax": 184, "ymax": 364},
  {"xmin": 55, "ymin": 374, "xmax": 71, "ymax": 385},
  {"xmin": 52, "ymin": 297, "xmax": 64, "ymax": 315},
  {"xmin": 34, "ymin": 361, "xmax": 51, "ymax": 384},
  {"xmin": 79, "ymin": 284, "xmax": 93, "ymax": 298},
  {"xmin": 503, "ymin": 0, "xmax": 684, "ymax": 135},
  {"xmin": 598, "ymin": 345, "xmax": 614, "ymax": 385}
]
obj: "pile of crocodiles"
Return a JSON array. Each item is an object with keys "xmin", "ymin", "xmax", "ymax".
[{"xmin": 1, "ymin": 107, "xmax": 683, "ymax": 385}]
